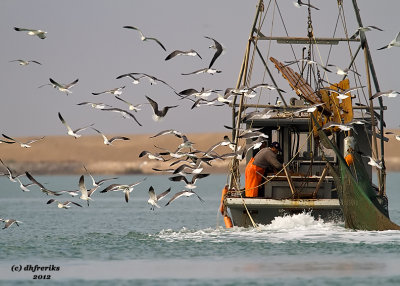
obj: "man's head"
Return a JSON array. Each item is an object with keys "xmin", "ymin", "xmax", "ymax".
[{"xmin": 270, "ymin": 141, "xmax": 281, "ymax": 154}]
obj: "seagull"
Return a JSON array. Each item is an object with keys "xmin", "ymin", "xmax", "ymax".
[
  {"xmin": 2, "ymin": 134, "xmax": 45, "ymax": 148},
  {"xmin": 361, "ymin": 155, "xmax": 383, "ymax": 169},
  {"xmin": 145, "ymin": 95, "xmax": 178, "ymax": 121},
  {"xmin": 370, "ymin": 90, "xmax": 400, "ymax": 100},
  {"xmin": 181, "ymin": 68, "xmax": 222, "ymax": 76},
  {"xmin": 205, "ymin": 36, "xmax": 224, "ymax": 68},
  {"xmin": 78, "ymin": 175, "xmax": 92, "ymax": 206},
  {"xmin": 322, "ymin": 122, "xmax": 355, "ymax": 133},
  {"xmin": 326, "ymin": 64, "xmax": 361, "ymax": 76},
  {"xmin": 0, "ymin": 218, "xmax": 22, "ymax": 229},
  {"xmin": 100, "ymin": 178, "xmax": 146, "ymax": 203},
  {"xmin": 168, "ymin": 173, "xmax": 210, "ymax": 189},
  {"xmin": 320, "ymin": 86, "xmax": 365, "ymax": 100},
  {"xmin": 114, "ymin": 96, "xmax": 143, "ymax": 112},
  {"xmin": 242, "ymin": 109, "xmax": 278, "ymax": 121},
  {"xmin": 25, "ymin": 171, "xmax": 62, "ymax": 196},
  {"xmin": 101, "ymin": 108, "xmax": 142, "ymax": 126},
  {"xmin": 165, "ymin": 49, "xmax": 202, "ymax": 61},
  {"xmin": 82, "ymin": 165, "xmax": 118, "ymax": 188},
  {"xmin": 46, "ymin": 199, "xmax": 83, "ymax": 209},
  {"xmin": 92, "ymin": 86, "xmax": 125, "ymax": 96},
  {"xmin": 123, "ymin": 26, "xmax": 166, "ymax": 51},
  {"xmin": 9, "ymin": 59, "xmax": 41, "ymax": 66},
  {"xmin": 285, "ymin": 59, "xmax": 330, "ymax": 72},
  {"xmin": 178, "ymin": 88, "xmax": 220, "ymax": 99},
  {"xmin": 148, "ymin": 186, "xmax": 171, "ymax": 210},
  {"xmin": 165, "ymin": 190, "xmax": 205, "ymax": 206},
  {"xmin": 14, "ymin": 27, "xmax": 47, "ymax": 39},
  {"xmin": 77, "ymin": 102, "xmax": 112, "ymax": 109},
  {"xmin": 139, "ymin": 150, "xmax": 166, "ymax": 161},
  {"xmin": 377, "ymin": 32, "xmax": 400, "ymax": 50},
  {"xmin": 0, "ymin": 159, "xmax": 24, "ymax": 182},
  {"xmin": 385, "ymin": 131, "xmax": 400, "ymax": 141},
  {"xmin": 177, "ymin": 135, "xmax": 195, "ymax": 150},
  {"xmin": 116, "ymin": 72, "xmax": 176, "ymax": 91},
  {"xmin": 58, "ymin": 112, "xmax": 94, "ymax": 138},
  {"xmin": 39, "ymin": 78, "xmax": 79, "ymax": 95},
  {"xmin": 293, "ymin": 0, "xmax": 319, "ymax": 10},
  {"xmin": 350, "ymin": 25, "xmax": 383, "ymax": 39},
  {"xmin": 15, "ymin": 177, "xmax": 34, "ymax": 192},
  {"xmin": 190, "ymin": 97, "xmax": 225, "ymax": 109},
  {"xmin": 116, "ymin": 73, "xmax": 145, "ymax": 85},
  {"xmin": 292, "ymin": 103, "xmax": 326, "ymax": 115},
  {"xmin": 91, "ymin": 127, "xmax": 130, "ymax": 145},
  {"xmin": 149, "ymin": 129, "xmax": 183, "ymax": 139}
]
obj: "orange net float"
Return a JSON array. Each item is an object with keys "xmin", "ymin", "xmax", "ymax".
[
  {"xmin": 345, "ymin": 153, "xmax": 354, "ymax": 166},
  {"xmin": 219, "ymin": 185, "xmax": 228, "ymax": 215},
  {"xmin": 224, "ymin": 215, "xmax": 233, "ymax": 228}
]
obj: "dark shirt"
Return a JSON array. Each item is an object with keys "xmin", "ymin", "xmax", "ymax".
[{"xmin": 253, "ymin": 147, "xmax": 283, "ymax": 171}]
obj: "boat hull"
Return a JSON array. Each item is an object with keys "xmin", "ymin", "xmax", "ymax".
[{"xmin": 225, "ymin": 198, "xmax": 342, "ymax": 227}]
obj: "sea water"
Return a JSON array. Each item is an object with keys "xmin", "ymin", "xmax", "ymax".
[{"xmin": 0, "ymin": 173, "xmax": 400, "ymax": 285}]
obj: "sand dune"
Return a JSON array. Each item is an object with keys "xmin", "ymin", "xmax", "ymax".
[{"xmin": 0, "ymin": 131, "xmax": 399, "ymax": 174}]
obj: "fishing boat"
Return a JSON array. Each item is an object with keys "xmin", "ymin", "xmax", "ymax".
[{"xmin": 221, "ymin": 0, "xmax": 400, "ymax": 230}]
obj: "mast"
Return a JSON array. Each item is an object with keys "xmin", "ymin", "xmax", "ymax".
[{"xmin": 351, "ymin": 0, "xmax": 386, "ymax": 195}]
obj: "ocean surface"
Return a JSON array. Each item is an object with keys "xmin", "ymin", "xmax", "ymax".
[{"xmin": 1, "ymin": 172, "xmax": 400, "ymax": 285}]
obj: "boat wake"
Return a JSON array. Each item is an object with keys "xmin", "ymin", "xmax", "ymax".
[{"xmin": 155, "ymin": 212, "xmax": 400, "ymax": 245}]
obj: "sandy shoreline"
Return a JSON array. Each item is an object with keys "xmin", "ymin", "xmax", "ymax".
[{"xmin": 1, "ymin": 131, "xmax": 399, "ymax": 175}]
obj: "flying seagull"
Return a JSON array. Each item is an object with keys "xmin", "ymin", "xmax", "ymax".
[
  {"xmin": 350, "ymin": 25, "xmax": 383, "ymax": 39},
  {"xmin": 0, "ymin": 159, "xmax": 24, "ymax": 182},
  {"xmin": 92, "ymin": 86, "xmax": 125, "ymax": 96},
  {"xmin": 25, "ymin": 171, "xmax": 62, "ymax": 196},
  {"xmin": 293, "ymin": 0, "xmax": 319, "ymax": 10},
  {"xmin": 2, "ymin": 134, "xmax": 45, "ymax": 148},
  {"xmin": 91, "ymin": 127, "xmax": 130, "ymax": 145},
  {"xmin": 320, "ymin": 86, "xmax": 365, "ymax": 100},
  {"xmin": 361, "ymin": 155, "xmax": 383, "ymax": 170},
  {"xmin": 100, "ymin": 108, "xmax": 142, "ymax": 126},
  {"xmin": 78, "ymin": 175, "xmax": 92, "ymax": 206},
  {"xmin": 181, "ymin": 68, "xmax": 222, "ymax": 76},
  {"xmin": 204, "ymin": 36, "xmax": 224, "ymax": 68},
  {"xmin": 145, "ymin": 95, "xmax": 178, "ymax": 121},
  {"xmin": 114, "ymin": 96, "xmax": 143, "ymax": 112},
  {"xmin": 165, "ymin": 49, "xmax": 202, "ymax": 61},
  {"xmin": 47, "ymin": 199, "xmax": 83, "ymax": 209},
  {"xmin": 15, "ymin": 177, "xmax": 34, "ymax": 192},
  {"xmin": 165, "ymin": 190, "xmax": 204, "ymax": 206},
  {"xmin": 123, "ymin": 26, "xmax": 166, "ymax": 51},
  {"xmin": 39, "ymin": 78, "xmax": 79, "ymax": 95},
  {"xmin": 148, "ymin": 186, "xmax": 171, "ymax": 210},
  {"xmin": 168, "ymin": 173, "xmax": 210, "ymax": 189},
  {"xmin": 83, "ymin": 165, "xmax": 117, "ymax": 188},
  {"xmin": 117, "ymin": 72, "xmax": 176, "ymax": 91},
  {"xmin": 370, "ymin": 90, "xmax": 400, "ymax": 100},
  {"xmin": 58, "ymin": 112, "xmax": 94, "ymax": 138},
  {"xmin": 77, "ymin": 102, "xmax": 112, "ymax": 109},
  {"xmin": 377, "ymin": 32, "xmax": 400, "ymax": 50},
  {"xmin": 14, "ymin": 27, "xmax": 47, "ymax": 39},
  {"xmin": 326, "ymin": 64, "xmax": 361, "ymax": 76},
  {"xmin": 0, "ymin": 218, "xmax": 22, "ymax": 229},
  {"xmin": 100, "ymin": 178, "xmax": 146, "ymax": 203},
  {"xmin": 9, "ymin": 59, "xmax": 41, "ymax": 66}
]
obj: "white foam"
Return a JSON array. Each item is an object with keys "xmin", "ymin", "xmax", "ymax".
[{"xmin": 155, "ymin": 212, "xmax": 400, "ymax": 245}]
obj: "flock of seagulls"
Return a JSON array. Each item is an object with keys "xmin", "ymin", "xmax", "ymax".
[{"xmin": 2, "ymin": 3, "xmax": 400, "ymax": 229}]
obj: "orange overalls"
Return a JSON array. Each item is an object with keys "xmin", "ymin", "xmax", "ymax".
[{"xmin": 244, "ymin": 157, "xmax": 265, "ymax": 197}]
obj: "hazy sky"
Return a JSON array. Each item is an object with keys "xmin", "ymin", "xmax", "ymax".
[{"xmin": 1, "ymin": 0, "xmax": 399, "ymax": 137}]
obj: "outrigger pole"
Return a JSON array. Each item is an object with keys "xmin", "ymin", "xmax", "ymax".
[
  {"xmin": 351, "ymin": 0, "xmax": 386, "ymax": 196},
  {"xmin": 229, "ymin": 0, "xmax": 265, "ymax": 190}
]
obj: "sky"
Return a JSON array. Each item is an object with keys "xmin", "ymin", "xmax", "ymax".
[{"xmin": 1, "ymin": 0, "xmax": 399, "ymax": 137}]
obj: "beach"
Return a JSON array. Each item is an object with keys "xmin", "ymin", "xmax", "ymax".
[{"xmin": 0, "ymin": 131, "xmax": 399, "ymax": 174}]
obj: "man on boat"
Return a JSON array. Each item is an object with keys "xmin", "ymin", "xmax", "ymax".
[{"xmin": 245, "ymin": 141, "xmax": 283, "ymax": 197}]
